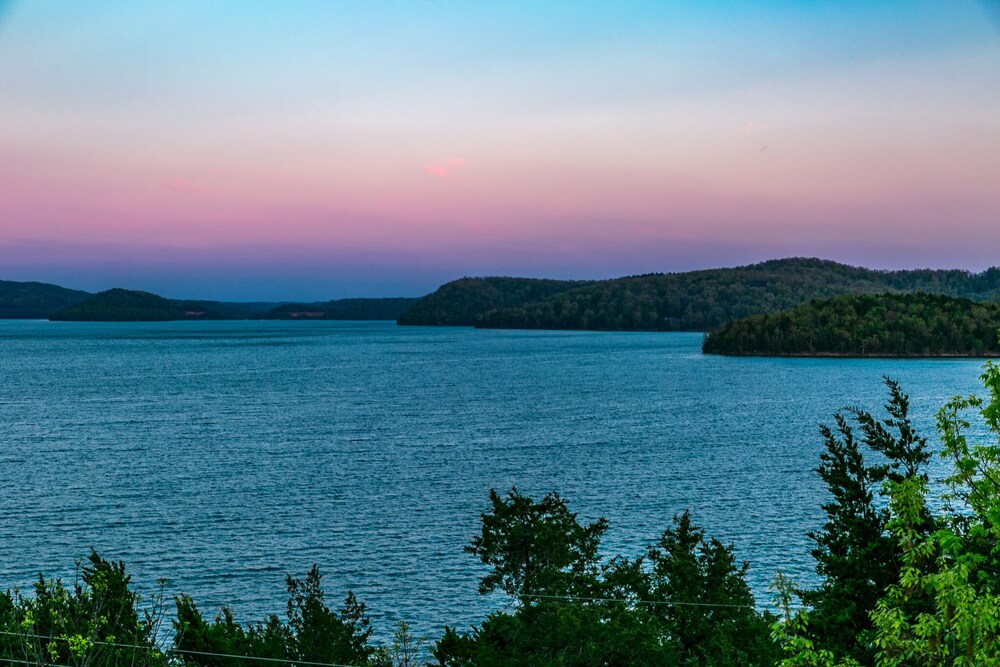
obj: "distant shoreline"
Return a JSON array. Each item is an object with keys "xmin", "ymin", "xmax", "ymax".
[{"xmin": 704, "ymin": 351, "xmax": 1000, "ymax": 359}]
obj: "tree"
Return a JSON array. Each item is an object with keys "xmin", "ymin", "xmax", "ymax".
[
  {"xmin": 869, "ymin": 363, "xmax": 1000, "ymax": 665},
  {"xmin": 173, "ymin": 565, "xmax": 374, "ymax": 667},
  {"xmin": 799, "ymin": 378, "xmax": 932, "ymax": 664},
  {"xmin": 434, "ymin": 488, "xmax": 776, "ymax": 666},
  {"xmin": 0, "ymin": 550, "xmax": 168, "ymax": 667},
  {"xmin": 777, "ymin": 364, "xmax": 1000, "ymax": 665},
  {"xmin": 640, "ymin": 511, "xmax": 777, "ymax": 666},
  {"xmin": 467, "ymin": 487, "xmax": 608, "ymax": 601}
]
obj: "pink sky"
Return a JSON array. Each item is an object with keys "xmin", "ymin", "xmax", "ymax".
[{"xmin": 1, "ymin": 1, "xmax": 999, "ymax": 299}]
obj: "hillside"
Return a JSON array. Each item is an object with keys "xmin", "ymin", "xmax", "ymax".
[
  {"xmin": 396, "ymin": 277, "xmax": 592, "ymax": 326},
  {"xmin": 260, "ymin": 298, "xmax": 418, "ymax": 320},
  {"xmin": 0, "ymin": 280, "xmax": 92, "ymax": 319},
  {"xmin": 702, "ymin": 292, "xmax": 1000, "ymax": 357},
  {"xmin": 399, "ymin": 258, "xmax": 1000, "ymax": 331},
  {"xmin": 49, "ymin": 289, "xmax": 237, "ymax": 322}
]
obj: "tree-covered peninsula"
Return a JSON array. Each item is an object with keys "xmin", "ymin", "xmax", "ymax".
[
  {"xmin": 399, "ymin": 258, "xmax": 1000, "ymax": 331},
  {"xmin": 702, "ymin": 292, "xmax": 1000, "ymax": 357}
]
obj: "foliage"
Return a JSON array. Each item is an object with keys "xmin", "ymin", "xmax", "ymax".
[
  {"xmin": 468, "ymin": 488, "xmax": 608, "ymax": 601},
  {"xmin": 173, "ymin": 564, "xmax": 375, "ymax": 666},
  {"xmin": 867, "ymin": 363, "xmax": 1000, "ymax": 666},
  {"xmin": 398, "ymin": 277, "xmax": 589, "ymax": 327},
  {"xmin": 400, "ymin": 258, "xmax": 1000, "ymax": 331},
  {"xmin": 777, "ymin": 363, "xmax": 1000, "ymax": 665},
  {"xmin": 0, "ymin": 550, "xmax": 168, "ymax": 666},
  {"xmin": 703, "ymin": 292, "xmax": 1000, "ymax": 356},
  {"xmin": 638, "ymin": 511, "xmax": 778, "ymax": 665},
  {"xmin": 433, "ymin": 488, "xmax": 777, "ymax": 666},
  {"xmin": 798, "ymin": 379, "xmax": 933, "ymax": 664},
  {"xmin": 770, "ymin": 573, "xmax": 861, "ymax": 667},
  {"xmin": 371, "ymin": 620, "xmax": 431, "ymax": 667}
]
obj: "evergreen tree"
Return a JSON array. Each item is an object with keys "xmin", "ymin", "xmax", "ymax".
[
  {"xmin": 641, "ymin": 512, "xmax": 777, "ymax": 666},
  {"xmin": 174, "ymin": 565, "xmax": 374, "ymax": 667},
  {"xmin": 800, "ymin": 378, "xmax": 932, "ymax": 664}
]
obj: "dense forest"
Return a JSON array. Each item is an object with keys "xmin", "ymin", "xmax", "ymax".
[
  {"xmin": 702, "ymin": 292, "xmax": 1000, "ymax": 357},
  {"xmin": 6, "ymin": 368, "xmax": 1000, "ymax": 665},
  {"xmin": 259, "ymin": 298, "xmax": 418, "ymax": 320},
  {"xmin": 0, "ymin": 280, "xmax": 91, "ymax": 318},
  {"xmin": 48, "ymin": 289, "xmax": 243, "ymax": 321},
  {"xmin": 399, "ymin": 258, "xmax": 1000, "ymax": 331},
  {"xmin": 397, "ymin": 277, "xmax": 590, "ymax": 326}
]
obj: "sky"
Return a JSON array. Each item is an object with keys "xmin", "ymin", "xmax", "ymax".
[{"xmin": 1, "ymin": 1, "xmax": 999, "ymax": 300}]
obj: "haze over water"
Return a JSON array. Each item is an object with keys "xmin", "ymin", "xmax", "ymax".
[{"xmin": 0, "ymin": 321, "xmax": 985, "ymax": 638}]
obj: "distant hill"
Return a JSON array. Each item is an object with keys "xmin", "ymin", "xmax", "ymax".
[
  {"xmin": 45, "ymin": 288, "xmax": 416, "ymax": 322},
  {"xmin": 260, "ymin": 298, "xmax": 418, "ymax": 320},
  {"xmin": 399, "ymin": 258, "xmax": 1000, "ymax": 331},
  {"xmin": 49, "ymin": 289, "xmax": 238, "ymax": 322},
  {"xmin": 0, "ymin": 280, "xmax": 92, "ymax": 319},
  {"xmin": 702, "ymin": 292, "xmax": 1000, "ymax": 357},
  {"xmin": 397, "ymin": 277, "xmax": 592, "ymax": 326}
]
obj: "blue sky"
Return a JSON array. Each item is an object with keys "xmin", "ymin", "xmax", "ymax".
[{"xmin": 1, "ymin": 1, "xmax": 998, "ymax": 299}]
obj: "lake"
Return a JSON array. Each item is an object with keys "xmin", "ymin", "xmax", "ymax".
[{"xmin": 0, "ymin": 320, "xmax": 988, "ymax": 640}]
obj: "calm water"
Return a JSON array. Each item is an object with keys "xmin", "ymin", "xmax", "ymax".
[{"xmin": 0, "ymin": 320, "xmax": 987, "ymax": 639}]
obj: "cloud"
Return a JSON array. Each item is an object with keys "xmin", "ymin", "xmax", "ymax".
[{"xmin": 424, "ymin": 158, "xmax": 466, "ymax": 179}]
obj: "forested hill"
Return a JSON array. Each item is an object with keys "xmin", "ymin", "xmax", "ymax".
[
  {"xmin": 49, "ymin": 289, "xmax": 241, "ymax": 321},
  {"xmin": 397, "ymin": 277, "xmax": 592, "ymax": 326},
  {"xmin": 259, "ymin": 297, "xmax": 418, "ymax": 320},
  {"xmin": 0, "ymin": 280, "xmax": 91, "ymax": 318},
  {"xmin": 398, "ymin": 258, "xmax": 1000, "ymax": 331},
  {"xmin": 702, "ymin": 292, "xmax": 1000, "ymax": 357}
]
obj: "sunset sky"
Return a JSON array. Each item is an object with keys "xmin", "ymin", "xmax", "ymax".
[{"xmin": 1, "ymin": 1, "xmax": 999, "ymax": 299}]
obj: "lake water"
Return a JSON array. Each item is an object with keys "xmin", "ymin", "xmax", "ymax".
[{"xmin": 0, "ymin": 320, "xmax": 988, "ymax": 641}]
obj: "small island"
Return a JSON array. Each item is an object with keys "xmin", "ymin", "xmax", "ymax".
[{"xmin": 701, "ymin": 292, "xmax": 1000, "ymax": 357}]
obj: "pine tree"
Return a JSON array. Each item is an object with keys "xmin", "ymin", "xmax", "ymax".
[{"xmin": 801, "ymin": 378, "xmax": 932, "ymax": 664}]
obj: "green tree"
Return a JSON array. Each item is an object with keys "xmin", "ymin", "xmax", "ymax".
[
  {"xmin": 869, "ymin": 363, "xmax": 1000, "ymax": 665},
  {"xmin": 799, "ymin": 378, "xmax": 932, "ymax": 664},
  {"xmin": 434, "ymin": 488, "xmax": 776, "ymax": 666},
  {"xmin": 639, "ymin": 511, "xmax": 777, "ymax": 666},
  {"xmin": 468, "ymin": 487, "xmax": 608, "ymax": 601},
  {"xmin": 173, "ymin": 565, "xmax": 374, "ymax": 667},
  {"xmin": 777, "ymin": 364, "xmax": 1000, "ymax": 665},
  {"xmin": 0, "ymin": 550, "xmax": 168, "ymax": 667}
]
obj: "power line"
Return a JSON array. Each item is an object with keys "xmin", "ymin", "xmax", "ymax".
[
  {"xmin": 0, "ymin": 630, "xmax": 368, "ymax": 667},
  {"xmin": 171, "ymin": 646, "xmax": 367, "ymax": 667},
  {"xmin": 520, "ymin": 592, "xmax": 756, "ymax": 610},
  {"xmin": 0, "ymin": 591, "xmax": 783, "ymax": 666},
  {"xmin": 0, "ymin": 658, "xmax": 76, "ymax": 667}
]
